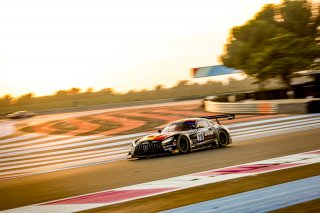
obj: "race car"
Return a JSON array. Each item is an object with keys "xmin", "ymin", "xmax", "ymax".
[
  {"xmin": 127, "ymin": 114, "xmax": 234, "ymax": 159},
  {"xmin": 6, "ymin": 111, "xmax": 38, "ymax": 119}
]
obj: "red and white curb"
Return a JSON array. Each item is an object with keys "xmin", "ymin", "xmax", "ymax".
[{"xmin": 2, "ymin": 149, "xmax": 320, "ymax": 213}]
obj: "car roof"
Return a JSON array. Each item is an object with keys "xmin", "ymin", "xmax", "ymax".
[{"xmin": 14, "ymin": 111, "xmax": 27, "ymax": 114}]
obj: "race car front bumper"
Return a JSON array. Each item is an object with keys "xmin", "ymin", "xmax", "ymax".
[{"xmin": 128, "ymin": 140, "xmax": 178, "ymax": 158}]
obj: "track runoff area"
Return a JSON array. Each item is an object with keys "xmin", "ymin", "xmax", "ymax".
[
  {"xmin": 0, "ymin": 101, "xmax": 319, "ymax": 212},
  {"xmin": 2, "ymin": 150, "xmax": 319, "ymax": 213},
  {"xmin": 1, "ymin": 113, "xmax": 319, "ymax": 180}
]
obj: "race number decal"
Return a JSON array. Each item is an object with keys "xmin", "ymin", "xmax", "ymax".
[{"xmin": 197, "ymin": 133, "xmax": 204, "ymax": 141}]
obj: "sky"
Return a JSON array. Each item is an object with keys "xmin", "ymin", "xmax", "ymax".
[{"xmin": 1, "ymin": 0, "xmax": 316, "ymax": 97}]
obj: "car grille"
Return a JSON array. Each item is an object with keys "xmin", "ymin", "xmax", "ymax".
[{"xmin": 134, "ymin": 141, "xmax": 164, "ymax": 156}]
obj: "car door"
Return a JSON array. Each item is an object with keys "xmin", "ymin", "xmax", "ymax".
[
  {"xmin": 196, "ymin": 120, "xmax": 210, "ymax": 144},
  {"xmin": 205, "ymin": 120, "xmax": 216, "ymax": 141}
]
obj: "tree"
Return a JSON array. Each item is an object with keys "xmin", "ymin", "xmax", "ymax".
[
  {"xmin": 16, "ymin": 93, "xmax": 34, "ymax": 105},
  {"xmin": 99, "ymin": 88, "xmax": 114, "ymax": 95},
  {"xmin": 56, "ymin": 90, "xmax": 68, "ymax": 97},
  {"xmin": 175, "ymin": 80, "xmax": 189, "ymax": 87},
  {"xmin": 220, "ymin": 0, "xmax": 320, "ymax": 90},
  {"xmin": 68, "ymin": 87, "xmax": 81, "ymax": 95},
  {"xmin": 154, "ymin": 84, "xmax": 164, "ymax": 90},
  {"xmin": 247, "ymin": 33, "xmax": 319, "ymax": 87},
  {"xmin": 0, "ymin": 95, "xmax": 12, "ymax": 107},
  {"xmin": 280, "ymin": 0, "xmax": 313, "ymax": 37},
  {"xmin": 313, "ymin": 5, "xmax": 320, "ymax": 45},
  {"xmin": 86, "ymin": 87, "xmax": 94, "ymax": 93}
]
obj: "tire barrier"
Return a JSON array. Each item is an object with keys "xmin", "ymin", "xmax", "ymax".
[{"xmin": 204, "ymin": 100, "xmax": 314, "ymax": 114}]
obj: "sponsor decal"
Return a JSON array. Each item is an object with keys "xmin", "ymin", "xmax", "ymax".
[
  {"xmin": 197, "ymin": 133, "xmax": 205, "ymax": 141},
  {"xmin": 146, "ymin": 135, "xmax": 157, "ymax": 140}
]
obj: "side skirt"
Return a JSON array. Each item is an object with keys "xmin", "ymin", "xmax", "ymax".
[{"xmin": 191, "ymin": 140, "xmax": 218, "ymax": 151}]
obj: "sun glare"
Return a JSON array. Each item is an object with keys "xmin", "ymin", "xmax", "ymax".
[{"xmin": 0, "ymin": 0, "xmax": 288, "ymax": 97}]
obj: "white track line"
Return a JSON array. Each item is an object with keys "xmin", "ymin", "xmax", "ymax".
[
  {"xmin": 0, "ymin": 132, "xmax": 148, "ymax": 153},
  {"xmin": 3, "ymin": 115, "xmax": 319, "ymax": 155},
  {"xmin": 1, "ymin": 114, "xmax": 320, "ymax": 180},
  {"xmin": 0, "ymin": 146, "xmax": 127, "ymax": 163},
  {"xmin": 0, "ymin": 147, "xmax": 128, "ymax": 167},
  {"xmin": 3, "ymin": 150, "xmax": 319, "ymax": 213},
  {"xmin": 0, "ymin": 139, "xmax": 132, "ymax": 157},
  {"xmin": 0, "ymin": 134, "xmax": 43, "ymax": 144},
  {"xmin": 0, "ymin": 153, "xmax": 127, "ymax": 176},
  {"xmin": 231, "ymin": 119, "xmax": 320, "ymax": 136},
  {"xmin": 230, "ymin": 117, "xmax": 320, "ymax": 133},
  {"xmin": 0, "ymin": 149, "xmax": 128, "ymax": 171},
  {"xmin": 0, "ymin": 121, "xmax": 319, "ymax": 178},
  {"xmin": 0, "ymin": 122, "xmax": 15, "ymax": 137},
  {"xmin": 228, "ymin": 114, "xmax": 320, "ymax": 128},
  {"xmin": 234, "ymin": 123, "xmax": 320, "ymax": 141},
  {"xmin": 0, "ymin": 135, "xmax": 100, "ymax": 151},
  {"xmin": 0, "ymin": 133, "xmax": 147, "ymax": 156}
]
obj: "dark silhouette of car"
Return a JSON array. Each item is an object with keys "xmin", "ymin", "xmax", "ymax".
[
  {"xmin": 128, "ymin": 114, "xmax": 234, "ymax": 159},
  {"xmin": 6, "ymin": 111, "xmax": 37, "ymax": 119}
]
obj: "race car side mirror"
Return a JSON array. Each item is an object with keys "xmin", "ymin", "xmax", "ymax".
[{"xmin": 157, "ymin": 129, "xmax": 162, "ymax": 133}]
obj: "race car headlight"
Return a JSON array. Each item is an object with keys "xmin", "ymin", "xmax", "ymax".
[{"xmin": 162, "ymin": 136, "xmax": 174, "ymax": 145}]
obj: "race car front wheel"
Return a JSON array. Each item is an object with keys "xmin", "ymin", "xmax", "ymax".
[
  {"xmin": 218, "ymin": 130, "xmax": 229, "ymax": 147},
  {"xmin": 177, "ymin": 135, "xmax": 190, "ymax": 154}
]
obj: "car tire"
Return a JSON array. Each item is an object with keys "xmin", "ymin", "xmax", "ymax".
[
  {"xmin": 177, "ymin": 135, "xmax": 190, "ymax": 154},
  {"xmin": 217, "ymin": 130, "xmax": 229, "ymax": 147}
]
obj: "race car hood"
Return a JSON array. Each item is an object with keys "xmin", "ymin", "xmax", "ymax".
[{"xmin": 137, "ymin": 132, "xmax": 175, "ymax": 142}]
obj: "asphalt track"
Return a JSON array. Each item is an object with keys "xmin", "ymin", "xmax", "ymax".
[
  {"xmin": 0, "ymin": 101, "xmax": 319, "ymax": 212},
  {"xmin": 1, "ymin": 126, "xmax": 319, "ymax": 211},
  {"xmin": 1, "ymin": 114, "xmax": 319, "ymax": 180}
]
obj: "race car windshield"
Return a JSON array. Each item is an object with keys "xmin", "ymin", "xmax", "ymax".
[{"xmin": 162, "ymin": 121, "xmax": 196, "ymax": 133}]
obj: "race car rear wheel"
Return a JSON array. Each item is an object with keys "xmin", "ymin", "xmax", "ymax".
[
  {"xmin": 177, "ymin": 135, "xmax": 190, "ymax": 154},
  {"xmin": 217, "ymin": 130, "xmax": 229, "ymax": 147}
]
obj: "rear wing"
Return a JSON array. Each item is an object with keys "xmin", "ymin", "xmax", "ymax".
[{"xmin": 201, "ymin": 114, "xmax": 235, "ymax": 124}]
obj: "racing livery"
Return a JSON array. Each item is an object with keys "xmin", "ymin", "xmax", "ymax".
[{"xmin": 128, "ymin": 114, "xmax": 234, "ymax": 159}]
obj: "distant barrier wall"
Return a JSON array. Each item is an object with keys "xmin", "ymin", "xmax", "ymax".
[{"xmin": 204, "ymin": 101, "xmax": 311, "ymax": 114}]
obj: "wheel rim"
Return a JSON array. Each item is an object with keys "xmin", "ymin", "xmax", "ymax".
[
  {"xmin": 219, "ymin": 131, "xmax": 228, "ymax": 146},
  {"xmin": 179, "ymin": 138, "xmax": 188, "ymax": 152}
]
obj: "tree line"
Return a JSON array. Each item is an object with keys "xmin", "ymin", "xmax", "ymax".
[
  {"xmin": 221, "ymin": 0, "xmax": 320, "ymax": 90},
  {"xmin": 0, "ymin": 77, "xmax": 279, "ymax": 109}
]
